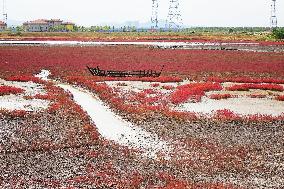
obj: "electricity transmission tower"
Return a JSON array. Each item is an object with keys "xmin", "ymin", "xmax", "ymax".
[
  {"xmin": 2, "ymin": 0, "xmax": 7, "ymax": 24},
  {"xmin": 270, "ymin": 0, "xmax": 277, "ymax": 29},
  {"xmin": 166, "ymin": 0, "xmax": 183, "ymax": 30},
  {"xmin": 151, "ymin": 0, "xmax": 159, "ymax": 29}
]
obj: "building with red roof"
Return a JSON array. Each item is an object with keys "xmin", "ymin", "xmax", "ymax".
[{"xmin": 23, "ymin": 19, "xmax": 75, "ymax": 32}]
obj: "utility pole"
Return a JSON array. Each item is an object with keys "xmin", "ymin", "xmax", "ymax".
[
  {"xmin": 270, "ymin": 0, "xmax": 277, "ymax": 29},
  {"xmin": 2, "ymin": 0, "xmax": 7, "ymax": 24},
  {"xmin": 166, "ymin": 0, "xmax": 183, "ymax": 31},
  {"xmin": 151, "ymin": 0, "xmax": 159, "ymax": 29}
]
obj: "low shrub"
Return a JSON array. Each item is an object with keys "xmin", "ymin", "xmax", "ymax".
[
  {"xmin": 0, "ymin": 109, "xmax": 27, "ymax": 118},
  {"xmin": 0, "ymin": 86, "xmax": 24, "ymax": 96},
  {"xmin": 171, "ymin": 82, "xmax": 222, "ymax": 104},
  {"xmin": 208, "ymin": 76, "xmax": 284, "ymax": 84},
  {"xmin": 162, "ymin": 85, "xmax": 175, "ymax": 90},
  {"xmin": 226, "ymin": 83, "xmax": 284, "ymax": 92},
  {"xmin": 6, "ymin": 75, "xmax": 45, "ymax": 84},
  {"xmin": 214, "ymin": 109, "xmax": 241, "ymax": 121},
  {"xmin": 249, "ymin": 94, "xmax": 267, "ymax": 98},
  {"xmin": 276, "ymin": 95, "xmax": 284, "ymax": 101},
  {"xmin": 209, "ymin": 94, "xmax": 233, "ymax": 100},
  {"xmin": 151, "ymin": 83, "xmax": 160, "ymax": 87}
]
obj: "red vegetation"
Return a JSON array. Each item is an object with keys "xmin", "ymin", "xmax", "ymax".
[
  {"xmin": 214, "ymin": 109, "xmax": 241, "ymax": 121},
  {"xmin": 213, "ymin": 109, "xmax": 284, "ymax": 122},
  {"xmin": 0, "ymin": 86, "xmax": 24, "ymax": 96},
  {"xmin": 171, "ymin": 82, "xmax": 222, "ymax": 104},
  {"xmin": 162, "ymin": 85, "xmax": 175, "ymax": 90},
  {"xmin": 1, "ymin": 46, "xmax": 284, "ymax": 79},
  {"xmin": 6, "ymin": 75, "xmax": 45, "ymax": 84},
  {"xmin": 276, "ymin": 95, "xmax": 284, "ymax": 101},
  {"xmin": 162, "ymin": 110, "xmax": 198, "ymax": 121},
  {"xmin": 151, "ymin": 83, "xmax": 160, "ymax": 87},
  {"xmin": 209, "ymin": 94, "xmax": 233, "ymax": 100},
  {"xmin": 0, "ymin": 109, "xmax": 27, "ymax": 118},
  {"xmin": 33, "ymin": 93, "xmax": 50, "ymax": 100},
  {"xmin": 151, "ymin": 172, "xmax": 188, "ymax": 189},
  {"xmin": 226, "ymin": 83, "xmax": 284, "ymax": 92},
  {"xmin": 208, "ymin": 76, "xmax": 284, "ymax": 84},
  {"xmin": 249, "ymin": 94, "xmax": 267, "ymax": 98},
  {"xmin": 10, "ymin": 110, "xmax": 27, "ymax": 117}
]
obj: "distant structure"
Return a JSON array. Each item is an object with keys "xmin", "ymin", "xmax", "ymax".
[
  {"xmin": 270, "ymin": 0, "xmax": 277, "ymax": 29},
  {"xmin": 151, "ymin": 0, "xmax": 159, "ymax": 29},
  {"xmin": 2, "ymin": 0, "xmax": 7, "ymax": 25},
  {"xmin": 23, "ymin": 19, "xmax": 75, "ymax": 32},
  {"xmin": 166, "ymin": 0, "xmax": 183, "ymax": 30}
]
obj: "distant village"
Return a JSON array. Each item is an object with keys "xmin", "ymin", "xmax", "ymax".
[
  {"xmin": 0, "ymin": 19, "xmax": 76, "ymax": 32},
  {"xmin": 0, "ymin": 18, "xmax": 144, "ymax": 33}
]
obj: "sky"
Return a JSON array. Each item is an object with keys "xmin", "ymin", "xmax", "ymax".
[{"xmin": 3, "ymin": 0, "xmax": 284, "ymax": 27}]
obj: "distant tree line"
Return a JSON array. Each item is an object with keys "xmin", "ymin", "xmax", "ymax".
[
  {"xmin": 181, "ymin": 27, "xmax": 271, "ymax": 33},
  {"xmin": 4, "ymin": 25, "xmax": 284, "ymax": 40},
  {"xmin": 71, "ymin": 25, "xmax": 137, "ymax": 32},
  {"xmin": 69, "ymin": 26, "xmax": 277, "ymax": 33}
]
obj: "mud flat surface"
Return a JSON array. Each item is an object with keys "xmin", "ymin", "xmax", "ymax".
[
  {"xmin": 122, "ymin": 110, "xmax": 284, "ymax": 189},
  {"xmin": 1, "ymin": 40, "xmax": 284, "ymax": 52},
  {"xmin": 0, "ymin": 79, "xmax": 50, "ymax": 111}
]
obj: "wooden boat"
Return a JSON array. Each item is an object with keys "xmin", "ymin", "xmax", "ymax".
[{"xmin": 87, "ymin": 65, "xmax": 164, "ymax": 78}]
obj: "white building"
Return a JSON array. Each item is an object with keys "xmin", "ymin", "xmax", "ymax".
[{"xmin": 23, "ymin": 19, "xmax": 64, "ymax": 32}]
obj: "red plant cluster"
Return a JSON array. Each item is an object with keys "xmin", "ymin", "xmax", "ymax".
[
  {"xmin": 151, "ymin": 83, "xmax": 160, "ymax": 87},
  {"xmin": 226, "ymin": 83, "xmax": 284, "ymax": 92},
  {"xmin": 249, "ymin": 94, "xmax": 267, "ymax": 98},
  {"xmin": 6, "ymin": 75, "xmax": 46, "ymax": 84},
  {"xmin": 45, "ymin": 86, "xmax": 89, "ymax": 122},
  {"xmin": 208, "ymin": 76, "xmax": 284, "ymax": 84},
  {"xmin": 212, "ymin": 109, "xmax": 284, "ymax": 122},
  {"xmin": 209, "ymin": 94, "xmax": 233, "ymax": 100},
  {"xmin": 171, "ymin": 82, "xmax": 222, "ymax": 104},
  {"xmin": 0, "ymin": 86, "xmax": 24, "ymax": 96},
  {"xmin": 162, "ymin": 110, "xmax": 198, "ymax": 121},
  {"xmin": 162, "ymin": 85, "xmax": 175, "ymax": 90},
  {"xmin": 245, "ymin": 114, "xmax": 284, "ymax": 122},
  {"xmin": 0, "ymin": 109, "xmax": 27, "ymax": 118},
  {"xmin": 276, "ymin": 95, "xmax": 284, "ymax": 101},
  {"xmin": 214, "ymin": 109, "xmax": 241, "ymax": 121},
  {"xmin": 33, "ymin": 93, "xmax": 50, "ymax": 100}
]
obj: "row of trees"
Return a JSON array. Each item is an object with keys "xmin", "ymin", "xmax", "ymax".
[
  {"xmin": 4, "ymin": 25, "xmax": 284, "ymax": 40},
  {"xmin": 74, "ymin": 25, "xmax": 137, "ymax": 32}
]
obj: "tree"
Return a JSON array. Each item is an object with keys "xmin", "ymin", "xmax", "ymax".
[
  {"xmin": 272, "ymin": 28, "xmax": 284, "ymax": 39},
  {"xmin": 49, "ymin": 25, "xmax": 65, "ymax": 32},
  {"xmin": 228, "ymin": 28, "xmax": 234, "ymax": 33}
]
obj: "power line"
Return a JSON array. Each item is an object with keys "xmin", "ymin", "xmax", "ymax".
[
  {"xmin": 151, "ymin": 0, "xmax": 159, "ymax": 29},
  {"xmin": 270, "ymin": 0, "xmax": 277, "ymax": 29},
  {"xmin": 166, "ymin": 0, "xmax": 183, "ymax": 30},
  {"xmin": 2, "ymin": 0, "xmax": 7, "ymax": 24}
]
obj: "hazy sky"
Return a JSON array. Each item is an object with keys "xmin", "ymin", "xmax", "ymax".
[{"xmin": 3, "ymin": 0, "xmax": 284, "ymax": 27}]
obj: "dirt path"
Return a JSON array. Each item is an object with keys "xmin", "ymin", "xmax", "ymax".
[{"xmin": 58, "ymin": 84, "xmax": 171, "ymax": 159}]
